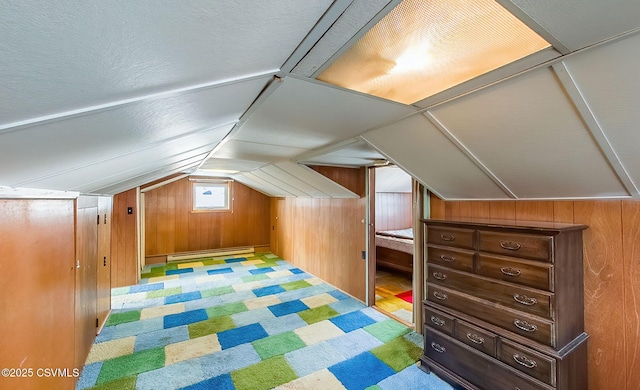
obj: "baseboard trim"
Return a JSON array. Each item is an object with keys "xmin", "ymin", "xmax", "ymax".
[{"xmin": 166, "ymin": 246, "xmax": 256, "ymax": 262}]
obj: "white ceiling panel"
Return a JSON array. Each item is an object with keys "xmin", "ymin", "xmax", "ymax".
[
  {"xmin": 430, "ymin": 67, "xmax": 628, "ymax": 199},
  {"xmin": 261, "ymin": 165, "xmax": 331, "ymax": 198},
  {"xmin": 0, "ymin": 78, "xmax": 269, "ymax": 187},
  {"xmin": 0, "ymin": 0, "xmax": 331, "ymax": 124},
  {"xmin": 504, "ymin": 0, "xmax": 640, "ymax": 51},
  {"xmin": 273, "ymin": 161, "xmax": 359, "ymax": 198},
  {"xmin": 361, "ymin": 114, "xmax": 511, "ymax": 200},
  {"xmin": 564, "ymin": 33, "xmax": 640, "ymax": 194},
  {"xmin": 233, "ymin": 77, "xmax": 417, "ymax": 149},
  {"xmin": 375, "ymin": 166, "xmax": 412, "ymax": 193},
  {"xmin": 94, "ymin": 161, "xmax": 200, "ymax": 195},
  {"xmin": 233, "ymin": 173, "xmax": 296, "ymax": 198},
  {"xmin": 251, "ymin": 170, "xmax": 311, "ymax": 197},
  {"xmin": 199, "ymin": 158, "xmax": 267, "ymax": 173},
  {"xmin": 299, "ymin": 139, "xmax": 385, "ymax": 167},
  {"xmin": 212, "ymin": 140, "xmax": 307, "ymax": 163}
]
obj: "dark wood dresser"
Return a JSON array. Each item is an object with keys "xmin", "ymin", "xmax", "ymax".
[{"xmin": 419, "ymin": 219, "xmax": 588, "ymax": 390}]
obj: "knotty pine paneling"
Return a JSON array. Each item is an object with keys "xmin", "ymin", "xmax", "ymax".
[
  {"xmin": 309, "ymin": 165, "xmax": 366, "ymax": 197},
  {"xmin": 431, "ymin": 197, "xmax": 638, "ymax": 389},
  {"xmin": 375, "ymin": 192, "xmax": 412, "ymax": 231},
  {"xmin": 273, "ymin": 196, "xmax": 367, "ymax": 301},
  {"xmin": 111, "ymin": 188, "xmax": 138, "ymax": 288},
  {"xmin": 144, "ymin": 178, "xmax": 270, "ymax": 256},
  {"xmin": 0, "ymin": 199, "xmax": 76, "ymax": 390}
]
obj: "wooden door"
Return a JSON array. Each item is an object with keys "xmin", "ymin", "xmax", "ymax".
[
  {"xmin": 97, "ymin": 196, "xmax": 112, "ymax": 331},
  {"xmin": 367, "ymin": 168, "xmax": 377, "ymax": 306},
  {"xmin": 75, "ymin": 197, "xmax": 98, "ymax": 369}
]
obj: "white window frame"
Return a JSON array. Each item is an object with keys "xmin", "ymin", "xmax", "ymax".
[{"xmin": 191, "ymin": 180, "xmax": 232, "ymax": 212}]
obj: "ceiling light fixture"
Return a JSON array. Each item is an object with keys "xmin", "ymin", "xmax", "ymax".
[{"xmin": 317, "ymin": 0, "xmax": 550, "ymax": 105}]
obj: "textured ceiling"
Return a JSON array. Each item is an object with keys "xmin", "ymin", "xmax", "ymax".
[{"xmin": 1, "ymin": 0, "xmax": 640, "ymax": 200}]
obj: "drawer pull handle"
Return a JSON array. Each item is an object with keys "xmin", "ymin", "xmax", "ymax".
[
  {"xmin": 440, "ymin": 234, "xmax": 455, "ymax": 241},
  {"xmin": 433, "ymin": 291, "xmax": 448, "ymax": 301},
  {"xmin": 500, "ymin": 267, "xmax": 522, "ymax": 277},
  {"xmin": 433, "ymin": 272, "xmax": 447, "ymax": 281},
  {"xmin": 514, "ymin": 319, "xmax": 538, "ymax": 332},
  {"xmin": 440, "ymin": 254, "xmax": 456, "ymax": 262},
  {"xmin": 513, "ymin": 353, "xmax": 537, "ymax": 369},
  {"xmin": 513, "ymin": 294, "xmax": 537, "ymax": 306},
  {"xmin": 431, "ymin": 342, "xmax": 446, "ymax": 353},
  {"xmin": 466, "ymin": 333, "xmax": 485, "ymax": 345},
  {"xmin": 500, "ymin": 241, "xmax": 522, "ymax": 251},
  {"xmin": 430, "ymin": 316, "xmax": 445, "ymax": 327}
]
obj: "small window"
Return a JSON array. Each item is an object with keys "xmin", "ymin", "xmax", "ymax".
[{"xmin": 192, "ymin": 180, "xmax": 231, "ymax": 211}]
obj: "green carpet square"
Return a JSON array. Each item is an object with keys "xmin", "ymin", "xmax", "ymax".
[
  {"xmin": 164, "ymin": 263, "xmax": 179, "ymax": 271},
  {"xmin": 105, "ymin": 310, "xmax": 141, "ymax": 326},
  {"xmin": 252, "ymin": 331, "xmax": 306, "ymax": 360},
  {"xmin": 242, "ymin": 274, "xmax": 269, "ymax": 282},
  {"xmin": 111, "ymin": 287, "xmax": 130, "ymax": 296},
  {"xmin": 96, "ymin": 347, "xmax": 164, "ymax": 384},
  {"xmin": 202, "ymin": 259, "xmax": 226, "ymax": 265},
  {"xmin": 371, "ymin": 335, "xmax": 422, "ymax": 372},
  {"xmin": 201, "ymin": 285, "xmax": 234, "ymax": 298},
  {"xmin": 147, "ymin": 286, "xmax": 182, "ymax": 298},
  {"xmin": 280, "ymin": 280, "xmax": 311, "ymax": 291},
  {"xmin": 364, "ymin": 319, "xmax": 410, "ymax": 343},
  {"xmin": 188, "ymin": 316, "xmax": 235, "ymax": 339},
  {"xmin": 206, "ymin": 302, "xmax": 247, "ymax": 318},
  {"xmin": 254, "ymin": 261, "xmax": 278, "ymax": 268},
  {"xmin": 298, "ymin": 305, "xmax": 339, "ymax": 324},
  {"xmin": 88, "ymin": 376, "xmax": 136, "ymax": 390},
  {"xmin": 231, "ymin": 356, "xmax": 297, "ymax": 390}
]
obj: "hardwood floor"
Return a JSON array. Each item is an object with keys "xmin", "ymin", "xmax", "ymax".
[{"xmin": 375, "ymin": 267, "xmax": 413, "ymax": 324}]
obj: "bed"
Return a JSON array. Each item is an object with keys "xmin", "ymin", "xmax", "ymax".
[{"xmin": 375, "ymin": 228, "xmax": 414, "ymax": 273}]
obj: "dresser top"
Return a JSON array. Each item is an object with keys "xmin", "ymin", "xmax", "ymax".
[{"xmin": 423, "ymin": 218, "xmax": 588, "ymax": 233}]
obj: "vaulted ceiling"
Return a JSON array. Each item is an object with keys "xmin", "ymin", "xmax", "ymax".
[{"xmin": 1, "ymin": 0, "xmax": 640, "ymax": 200}]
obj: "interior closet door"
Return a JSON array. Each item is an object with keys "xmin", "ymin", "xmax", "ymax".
[
  {"xmin": 96, "ymin": 196, "xmax": 112, "ymax": 331},
  {"xmin": 75, "ymin": 197, "xmax": 98, "ymax": 369}
]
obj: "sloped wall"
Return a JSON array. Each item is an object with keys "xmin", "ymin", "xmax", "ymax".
[{"xmin": 430, "ymin": 194, "xmax": 640, "ymax": 390}]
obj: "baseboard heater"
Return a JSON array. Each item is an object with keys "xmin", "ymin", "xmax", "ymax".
[{"xmin": 166, "ymin": 246, "xmax": 255, "ymax": 262}]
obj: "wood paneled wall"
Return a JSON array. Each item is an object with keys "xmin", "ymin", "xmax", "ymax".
[
  {"xmin": 112, "ymin": 189, "xmax": 138, "ymax": 288},
  {"xmin": 309, "ymin": 165, "xmax": 366, "ymax": 197},
  {"xmin": 144, "ymin": 178, "xmax": 270, "ymax": 256},
  {"xmin": 0, "ymin": 199, "xmax": 77, "ymax": 389},
  {"xmin": 375, "ymin": 192, "xmax": 412, "ymax": 231},
  {"xmin": 429, "ymin": 194, "xmax": 640, "ymax": 390}
]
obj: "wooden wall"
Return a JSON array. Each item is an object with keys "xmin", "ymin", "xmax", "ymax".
[
  {"xmin": 0, "ymin": 199, "xmax": 77, "ymax": 389},
  {"xmin": 112, "ymin": 189, "xmax": 138, "ymax": 288},
  {"xmin": 271, "ymin": 167, "xmax": 367, "ymax": 301},
  {"xmin": 309, "ymin": 165, "xmax": 366, "ymax": 197},
  {"xmin": 143, "ymin": 178, "xmax": 270, "ymax": 256},
  {"xmin": 429, "ymin": 195, "xmax": 640, "ymax": 390},
  {"xmin": 375, "ymin": 192, "xmax": 412, "ymax": 231}
]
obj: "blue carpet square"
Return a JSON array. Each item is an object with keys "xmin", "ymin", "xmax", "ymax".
[
  {"xmin": 377, "ymin": 364, "xmax": 454, "ymax": 390},
  {"xmin": 129, "ymin": 283, "xmax": 164, "ymax": 293},
  {"xmin": 289, "ymin": 268, "xmax": 304, "ymax": 274},
  {"xmin": 330, "ymin": 310, "xmax": 377, "ymax": 333},
  {"xmin": 329, "ymin": 351, "xmax": 395, "ymax": 390},
  {"xmin": 218, "ymin": 323, "xmax": 268, "ymax": 350},
  {"xmin": 208, "ymin": 267, "xmax": 233, "ymax": 275},
  {"xmin": 167, "ymin": 268, "xmax": 194, "ymax": 275},
  {"xmin": 249, "ymin": 267, "xmax": 274, "ymax": 275},
  {"xmin": 268, "ymin": 300, "xmax": 309, "ymax": 317},
  {"xmin": 134, "ymin": 326, "xmax": 190, "ymax": 351},
  {"xmin": 328, "ymin": 289, "xmax": 350, "ymax": 300},
  {"xmin": 164, "ymin": 309, "xmax": 208, "ymax": 328},
  {"xmin": 165, "ymin": 291, "xmax": 202, "ymax": 304},
  {"xmin": 253, "ymin": 285, "xmax": 286, "ymax": 297},
  {"xmin": 225, "ymin": 257, "xmax": 247, "ymax": 263},
  {"xmin": 181, "ymin": 373, "xmax": 235, "ymax": 390}
]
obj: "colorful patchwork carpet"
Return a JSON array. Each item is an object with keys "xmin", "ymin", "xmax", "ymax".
[
  {"xmin": 76, "ymin": 253, "xmax": 452, "ymax": 390},
  {"xmin": 374, "ymin": 286, "xmax": 414, "ymax": 324}
]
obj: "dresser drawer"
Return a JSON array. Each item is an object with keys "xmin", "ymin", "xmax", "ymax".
[
  {"xmin": 498, "ymin": 338, "xmax": 556, "ymax": 386},
  {"xmin": 424, "ymin": 328, "xmax": 553, "ymax": 390},
  {"xmin": 424, "ymin": 306, "xmax": 455, "ymax": 336},
  {"xmin": 477, "ymin": 254, "xmax": 554, "ymax": 292},
  {"xmin": 454, "ymin": 319, "xmax": 497, "ymax": 357},
  {"xmin": 479, "ymin": 231, "xmax": 552, "ymax": 262},
  {"xmin": 427, "ymin": 245, "xmax": 475, "ymax": 272},
  {"xmin": 428, "ymin": 264, "xmax": 553, "ymax": 318},
  {"xmin": 427, "ymin": 226, "xmax": 475, "ymax": 249},
  {"xmin": 427, "ymin": 284, "xmax": 555, "ymax": 347}
]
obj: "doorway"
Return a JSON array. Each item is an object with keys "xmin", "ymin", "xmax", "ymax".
[{"xmin": 368, "ymin": 166, "xmax": 415, "ymax": 325}]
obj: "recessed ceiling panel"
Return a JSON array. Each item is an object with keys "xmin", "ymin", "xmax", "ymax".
[
  {"xmin": 0, "ymin": 0, "xmax": 331, "ymax": 124},
  {"xmin": 564, "ymin": 34, "xmax": 640, "ymax": 193},
  {"xmin": 233, "ymin": 77, "xmax": 416, "ymax": 149},
  {"xmin": 430, "ymin": 67, "xmax": 628, "ymax": 198},
  {"xmin": 212, "ymin": 140, "xmax": 307, "ymax": 163},
  {"xmin": 0, "ymin": 78, "xmax": 269, "ymax": 188},
  {"xmin": 361, "ymin": 114, "xmax": 510, "ymax": 199},
  {"xmin": 506, "ymin": 0, "xmax": 640, "ymax": 51}
]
